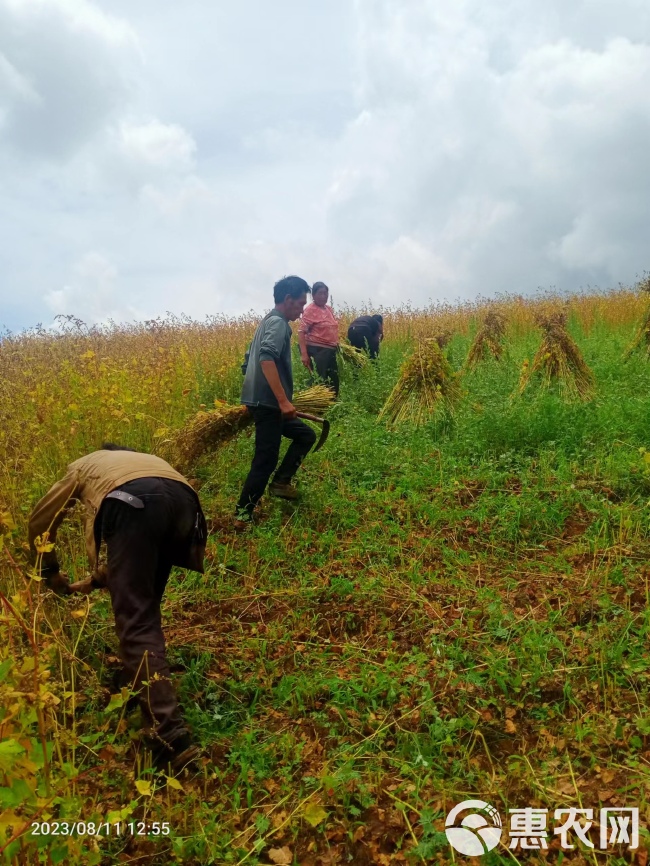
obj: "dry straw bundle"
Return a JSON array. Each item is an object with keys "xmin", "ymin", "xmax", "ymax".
[
  {"xmin": 339, "ymin": 341, "xmax": 369, "ymax": 367},
  {"xmin": 165, "ymin": 385, "xmax": 335, "ymax": 471},
  {"xmin": 519, "ymin": 310, "xmax": 594, "ymax": 400},
  {"xmin": 624, "ymin": 277, "xmax": 650, "ymax": 360},
  {"xmin": 433, "ymin": 331, "xmax": 453, "ymax": 349},
  {"xmin": 378, "ymin": 338, "xmax": 461, "ymax": 427},
  {"xmin": 465, "ymin": 311, "xmax": 507, "ymax": 370},
  {"xmin": 625, "ymin": 310, "xmax": 650, "ymax": 359}
]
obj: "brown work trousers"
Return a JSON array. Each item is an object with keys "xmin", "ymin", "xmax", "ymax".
[{"xmin": 98, "ymin": 477, "xmax": 205, "ymax": 750}]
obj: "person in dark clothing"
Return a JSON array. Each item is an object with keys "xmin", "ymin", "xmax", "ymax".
[
  {"xmin": 28, "ymin": 445, "xmax": 208, "ymax": 773},
  {"xmin": 235, "ymin": 276, "xmax": 317, "ymax": 527},
  {"xmin": 347, "ymin": 314, "xmax": 384, "ymax": 358}
]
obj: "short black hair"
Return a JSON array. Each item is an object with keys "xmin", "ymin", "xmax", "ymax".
[
  {"xmin": 312, "ymin": 281, "xmax": 328, "ymax": 294},
  {"xmin": 273, "ymin": 275, "xmax": 310, "ymax": 304},
  {"xmin": 101, "ymin": 443, "xmax": 138, "ymax": 452},
  {"xmin": 372, "ymin": 314, "xmax": 383, "ymax": 325}
]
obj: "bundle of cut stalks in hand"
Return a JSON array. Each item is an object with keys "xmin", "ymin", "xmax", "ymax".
[
  {"xmin": 339, "ymin": 340, "xmax": 368, "ymax": 367},
  {"xmin": 164, "ymin": 385, "xmax": 335, "ymax": 472},
  {"xmin": 378, "ymin": 338, "xmax": 461, "ymax": 427},
  {"xmin": 519, "ymin": 310, "xmax": 594, "ymax": 400},
  {"xmin": 465, "ymin": 311, "xmax": 507, "ymax": 369}
]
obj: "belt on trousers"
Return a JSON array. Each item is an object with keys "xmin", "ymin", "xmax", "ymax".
[{"xmin": 105, "ymin": 489, "xmax": 145, "ymax": 508}]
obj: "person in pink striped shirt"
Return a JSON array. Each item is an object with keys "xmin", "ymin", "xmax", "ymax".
[{"xmin": 298, "ymin": 281, "xmax": 340, "ymax": 397}]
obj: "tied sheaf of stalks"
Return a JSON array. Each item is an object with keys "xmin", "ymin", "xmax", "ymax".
[
  {"xmin": 433, "ymin": 331, "xmax": 453, "ymax": 349},
  {"xmin": 624, "ymin": 280, "xmax": 650, "ymax": 359},
  {"xmin": 378, "ymin": 338, "xmax": 461, "ymax": 427},
  {"xmin": 519, "ymin": 310, "xmax": 594, "ymax": 400},
  {"xmin": 465, "ymin": 311, "xmax": 507, "ymax": 370},
  {"xmin": 339, "ymin": 340, "xmax": 369, "ymax": 367},
  {"xmin": 165, "ymin": 385, "xmax": 335, "ymax": 471},
  {"xmin": 624, "ymin": 306, "xmax": 650, "ymax": 359}
]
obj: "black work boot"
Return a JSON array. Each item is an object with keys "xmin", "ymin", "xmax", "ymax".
[{"xmin": 152, "ymin": 733, "xmax": 204, "ymax": 774}]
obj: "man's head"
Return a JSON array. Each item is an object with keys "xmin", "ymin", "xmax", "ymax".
[
  {"xmin": 372, "ymin": 314, "xmax": 383, "ymax": 326},
  {"xmin": 273, "ymin": 275, "xmax": 310, "ymax": 321},
  {"xmin": 312, "ymin": 281, "xmax": 329, "ymax": 307},
  {"xmin": 101, "ymin": 443, "xmax": 138, "ymax": 452}
]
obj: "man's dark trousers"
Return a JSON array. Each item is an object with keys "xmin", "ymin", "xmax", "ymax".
[
  {"xmin": 236, "ymin": 406, "xmax": 317, "ymax": 518},
  {"xmin": 99, "ymin": 477, "xmax": 200, "ymax": 751},
  {"xmin": 307, "ymin": 344, "xmax": 340, "ymax": 397}
]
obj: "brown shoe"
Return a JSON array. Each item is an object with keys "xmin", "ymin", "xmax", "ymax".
[{"xmin": 268, "ymin": 481, "xmax": 299, "ymax": 501}]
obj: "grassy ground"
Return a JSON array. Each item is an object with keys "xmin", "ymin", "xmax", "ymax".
[{"xmin": 2, "ymin": 291, "xmax": 650, "ymax": 864}]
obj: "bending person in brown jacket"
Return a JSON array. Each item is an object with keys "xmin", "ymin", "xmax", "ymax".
[{"xmin": 28, "ymin": 444, "xmax": 208, "ymax": 772}]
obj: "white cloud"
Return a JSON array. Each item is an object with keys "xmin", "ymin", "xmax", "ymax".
[
  {"xmin": 0, "ymin": 0, "xmax": 138, "ymax": 159},
  {"xmin": 139, "ymin": 176, "xmax": 212, "ymax": 218},
  {"xmin": 44, "ymin": 251, "xmax": 143, "ymax": 323},
  {"xmin": 117, "ymin": 118, "xmax": 196, "ymax": 172},
  {"xmin": 1, "ymin": 0, "xmax": 650, "ymax": 331},
  {"xmin": 323, "ymin": 0, "xmax": 650, "ymax": 298}
]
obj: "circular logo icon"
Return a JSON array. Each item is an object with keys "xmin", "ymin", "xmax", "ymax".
[{"xmin": 445, "ymin": 800, "xmax": 503, "ymax": 856}]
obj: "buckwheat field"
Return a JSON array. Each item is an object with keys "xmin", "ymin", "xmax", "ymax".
[{"xmin": 2, "ymin": 287, "xmax": 650, "ymax": 864}]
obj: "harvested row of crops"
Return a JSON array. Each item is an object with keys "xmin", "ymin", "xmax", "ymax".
[
  {"xmin": 165, "ymin": 294, "xmax": 648, "ymax": 451},
  {"xmin": 378, "ymin": 306, "xmax": 601, "ymax": 427}
]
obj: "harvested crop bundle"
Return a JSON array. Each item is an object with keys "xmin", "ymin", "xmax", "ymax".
[
  {"xmin": 292, "ymin": 385, "xmax": 335, "ymax": 416},
  {"xmin": 624, "ymin": 281, "xmax": 650, "ymax": 359},
  {"xmin": 165, "ymin": 385, "xmax": 335, "ymax": 471},
  {"xmin": 465, "ymin": 311, "xmax": 507, "ymax": 370},
  {"xmin": 432, "ymin": 330, "xmax": 453, "ymax": 350},
  {"xmin": 519, "ymin": 311, "xmax": 594, "ymax": 400},
  {"xmin": 378, "ymin": 338, "xmax": 461, "ymax": 426},
  {"xmin": 339, "ymin": 340, "xmax": 369, "ymax": 367},
  {"xmin": 625, "ymin": 306, "xmax": 650, "ymax": 359}
]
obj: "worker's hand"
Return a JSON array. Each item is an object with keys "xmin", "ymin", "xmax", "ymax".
[
  {"xmin": 279, "ymin": 400, "xmax": 297, "ymax": 420},
  {"xmin": 45, "ymin": 571, "xmax": 72, "ymax": 595},
  {"xmin": 68, "ymin": 578, "xmax": 95, "ymax": 594},
  {"xmin": 301, "ymin": 355, "xmax": 312, "ymax": 372},
  {"xmin": 93, "ymin": 564, "xmax": 109, "ymax": 587}
]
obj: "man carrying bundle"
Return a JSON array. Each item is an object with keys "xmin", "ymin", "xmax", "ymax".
[
  {"xmin": 28, "ymin": 444, "xmax": 207, "ymax": 773},
  {"xmin": 235, "ymin": 276, "xmax": 317, "ymax": 528},
  {"xmin": 347, "ymin": 314, "xmax": 384, "ymax": 358}
]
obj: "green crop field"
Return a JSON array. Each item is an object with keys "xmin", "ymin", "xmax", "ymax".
[{"xmin": 2, "ymin": 288, "xmax": 650, "ymax": 864}]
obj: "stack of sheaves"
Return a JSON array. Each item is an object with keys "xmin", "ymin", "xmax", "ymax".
[
  {"xmin": 378, "ymin": 338, "xmax": 461, "ymax": 427},
  {"xmin": 624, "ymin": 277, "xmax": 650, "ymax": 360},
  {"xmin": 519, "ymin": 310, "xmax": 594, "ymax": 400},
  {"xmin": 165, "ymin": 385, "xmax": 335, "ymax": 471},
  {"xmin": 465, "ymin": 310, "xmax": 507, "ymax": 369}
]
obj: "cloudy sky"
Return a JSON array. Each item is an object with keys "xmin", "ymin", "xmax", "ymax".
[{"xmin": 1, "ymin": 0, "xmax": 649, "ymax": 331}]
